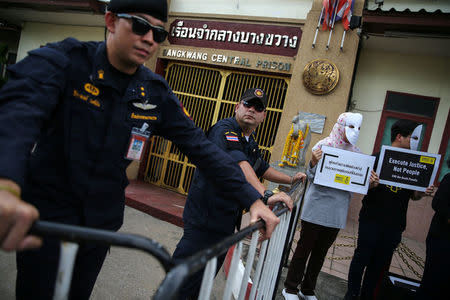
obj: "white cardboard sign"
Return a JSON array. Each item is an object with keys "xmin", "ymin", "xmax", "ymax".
[{"xmin": 313, "ymin": 146, "xmax": 376, "ymax": 194}]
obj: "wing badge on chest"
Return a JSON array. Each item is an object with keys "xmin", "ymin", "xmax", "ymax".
[{"xmin": 132, "ymin": 102, "xmax": 157, "ymax": 110}]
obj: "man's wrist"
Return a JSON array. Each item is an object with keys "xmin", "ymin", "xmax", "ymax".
[{"xmin": 261, "ymin": 190, "xmax": 274, "ymax": 205}]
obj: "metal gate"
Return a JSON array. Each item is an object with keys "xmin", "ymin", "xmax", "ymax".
[{"xmin": 144, "ymin": 62, "xmax": 290, "ymax": 194}]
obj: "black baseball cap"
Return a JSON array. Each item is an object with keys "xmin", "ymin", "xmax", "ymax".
[
  {"xmin": 108, "ymin": 0, "xmax": 168, "ymax": 22},
  {"xmin": 241, "ymin": 88, "xmax": 268, "ymax": 109}
]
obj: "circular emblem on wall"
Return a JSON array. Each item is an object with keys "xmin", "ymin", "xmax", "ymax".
[{"xmin": 302, "ymin": 59, "xmax": 339, "ymax": 95}]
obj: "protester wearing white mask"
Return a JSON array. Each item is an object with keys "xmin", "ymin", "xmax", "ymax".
[
  {"xmin": 282, "ymin": 113, "xmax": 378, "ymax": 300},
  {"xmin": 345, "ymin": 119, "xmax": 434, "ymax": 300},
  {"xmin": 410, "ymin": 124, "xmax": 423, "ymax": 151}
]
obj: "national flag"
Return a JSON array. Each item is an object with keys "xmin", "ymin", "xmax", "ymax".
[
  {"xmin": 321, "ymin": 0, "xmax": 333, "ymax": 31},
  {"xmin": 321, "ymin": 0, "xmax": 354, "ymax": 31},
  {"xmin": 335, "ymin": 0, "xmax": 355, "ymax": 31},
  {"xmin": 226, "ymin": 135, "xmax": 239, "ymax": 142}
]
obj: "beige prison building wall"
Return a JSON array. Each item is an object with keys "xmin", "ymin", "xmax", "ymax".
[{"xmin": 16, "ymin": 23, "xmax": 104, "ymax": 62}]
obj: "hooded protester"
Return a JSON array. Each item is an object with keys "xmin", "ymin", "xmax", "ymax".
[
  {"xmin": 282, "ymin": 112, "xmax": 377, "ymax": 300},
  {"xmin": 344, "ymin": 119, "xmax": 434, "ymax": 300}
]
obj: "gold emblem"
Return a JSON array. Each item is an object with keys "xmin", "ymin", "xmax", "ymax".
[
  {"xmin": 84, "ymin": 83, "xmax": 100, "ymax": 96},
  {"xmin": 254, "ymin": 89, "xmax": 264, "ymax": 97},
  {"xmin": 302, "ymin": 59, "xmax": 339, "ymax": 95},
  {"xmin": 98, "ymin": 70, "xmax": 104, "ymax": 80}
]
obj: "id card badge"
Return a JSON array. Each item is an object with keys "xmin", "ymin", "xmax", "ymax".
[{"xmin": 126, "ymin": 123, "xmax": 151, "ymax": 161}]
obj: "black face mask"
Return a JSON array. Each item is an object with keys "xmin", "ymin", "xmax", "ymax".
[{"xmin": 116, "ymin": 13, "xmax": 168, "ymax": 43}]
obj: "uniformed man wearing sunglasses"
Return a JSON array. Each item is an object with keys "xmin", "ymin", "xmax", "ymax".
[
  {"xmin": 174, "ymin": 88, "xmax": 306, "ymax": 299},
  {"xmin": 0, "ymin": 1, "xmax": 285, "ymax": 299}
]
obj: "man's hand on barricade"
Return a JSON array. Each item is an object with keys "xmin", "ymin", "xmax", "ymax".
[
  {"xmin": 267, "ymin": 192, "xmax": 293, "ymax": 211},
  {"xmin": 0, "ymin": 181, "xmax": 41, "ymax": 251},
  {"xmin": 291, "ymin": 172, "xmax": 306, "ymax": 184},
  {"xmin": 249, "ymin": 199, "xmax": 280, "ymax": 240}
]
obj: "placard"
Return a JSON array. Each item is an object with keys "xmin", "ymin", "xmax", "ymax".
[
  {"xmin": 376, "ymin": 145, "xmax": 441, "ymax": 192},
  {"xmin": 313, "ymin": 146, "xmax": 376, "ymax": 194}
]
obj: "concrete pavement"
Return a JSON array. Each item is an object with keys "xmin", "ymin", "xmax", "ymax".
[
  {"xmin": 0, "ymin": 205, "xmax": 348, "ymax": 300},
  {"xmin": 0, "ymin": 206, "xmax": 184, "ymax": 300},
  {"xmin": 0, "ymin": 206, "xmax": 229, "ymax": 300}
]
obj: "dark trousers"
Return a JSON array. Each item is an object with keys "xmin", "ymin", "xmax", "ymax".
[
  {"xmin": 172, "ymin": 224, "xmax": 228, "ymax": 300},
  {"xmin": 16, "ymin": 237, "xmax": 109, "ymax": 300},
  {"xmin": 284, "ymin": 220, "xmax": 339, "ymax": 295},
  {"xmin": 346, "ymin": 222, "xmax": 402, "ymax": 299},
  {"xmin": 415, "ymin": 235, "xmax": 450, "ymax": 300}
]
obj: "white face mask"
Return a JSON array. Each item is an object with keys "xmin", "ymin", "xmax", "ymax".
[
  {"xmin": 344, "ymin": 113, "xmax": 363, "ymax": 146},
  {"xmin": 410, "ymin": 124, "xmax": 423, "ymax": 151}
]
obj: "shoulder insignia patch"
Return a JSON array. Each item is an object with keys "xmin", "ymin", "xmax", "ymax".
[{"xmin": 226, "ymin": 135, "xmax": 239, "ymax": 142}]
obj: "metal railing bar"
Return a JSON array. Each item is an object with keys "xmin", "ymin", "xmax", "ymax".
[
  {"xmin": 198, "ymin": 257, "xmax": 217, "ymax": 300},
  {"xmin": 30, "ymin": 221, "xmax": 174, "ymax": 272},
  {"xmin": 53, "ymin": 242, "xmax": 79, "ymax": 300},
  {"xmin": 223, "ymin": 241, "xmax": 243, "ymax": 300},
  {"xmin": 249, "ymin": 239, "xmax": 268, "ymax": 300},
  {"xmin": 272, "ymin": 180, "xmax": 308, "ymax": 299},
  {"xmin": 269, "ymin": 212, "xmax": 290, "ymax": 299},
  {"xmin": 260, "ymin": 222, "xmax": 280, "ymax": 298},
  {"xmin": 237, "ymin": 230, "xmax": 259, "ymax": 300}
]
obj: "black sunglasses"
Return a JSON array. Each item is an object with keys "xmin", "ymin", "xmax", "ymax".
[
  {"xmin": 116, "ymin": 13, "xmax": 168, "ymax": 43},
  {"xmin": 242, "ymin": 100, "xmax": 265, "ymax": 112}
]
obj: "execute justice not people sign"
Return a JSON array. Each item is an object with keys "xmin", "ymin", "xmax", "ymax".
[
  {"xmin": 313, "ymin": 146, "xmax": 376, "ymax": 194},
  {"xmin": 376, "ymin": 145, "xmax": 441, "ymax": 192}
]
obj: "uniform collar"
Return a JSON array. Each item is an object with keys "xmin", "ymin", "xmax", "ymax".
[{"xmin": 231, "ymin": 117, "xmax": 257, "ymax": 142}]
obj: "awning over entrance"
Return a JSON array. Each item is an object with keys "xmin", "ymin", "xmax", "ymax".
[
  {"xmin": 365, "ymin": 0, "xmax": 450, "ymax": 13},
  {"xmin": 362, "ymin": 8, "xmax": 450, "ymax": 37}
]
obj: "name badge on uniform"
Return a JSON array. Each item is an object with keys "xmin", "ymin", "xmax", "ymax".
[{"xmin": 126, "ymin": 123, "xmax": 151, "ymax": 161}]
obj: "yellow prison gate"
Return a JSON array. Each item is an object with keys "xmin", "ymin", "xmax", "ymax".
[{"xmin": 144, "ymin": 62, "xmax": 290, "ymax": 195}]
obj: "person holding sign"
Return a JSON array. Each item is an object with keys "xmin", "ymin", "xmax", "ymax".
[
  {"xmin": 345, "ymin": 119, "xmax": 434, "ymax": 300},
  {"xmin": 282, "ymin": 112, "xmax": 377, "ymax": 300}
]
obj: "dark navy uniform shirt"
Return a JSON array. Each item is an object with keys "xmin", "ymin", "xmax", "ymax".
[
  {"xmin": 183, "ymin": 117, "xmax": 269, "ymax": 234},
  {"xmin": 0, "ymin": 38, "xmax": 260, "ymax": 230}
]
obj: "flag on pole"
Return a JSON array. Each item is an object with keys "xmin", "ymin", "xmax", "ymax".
[
  {"xmin": 335, "ymin": 0, "xmax": 355, "ymax": 31},
  {"xmin": 321, "ymin": 0, "xmax": 333, "ymax": 31}
]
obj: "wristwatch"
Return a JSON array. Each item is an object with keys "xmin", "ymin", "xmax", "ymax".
[{"xmin": 261, "ymin": 190, "xmax": 274, "ymax": 205}]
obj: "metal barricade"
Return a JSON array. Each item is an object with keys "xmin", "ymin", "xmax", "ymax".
[
  {"xmin": 29, "ymin": 179, "xmax": 306, "ymax": 300},
  {"xmin": 29, "ymin": 221, "xmax": 174, "ymax": 300},
  {"xmin": 155, "ymin": 179, "xmax": 306, "ymax": 300}
]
